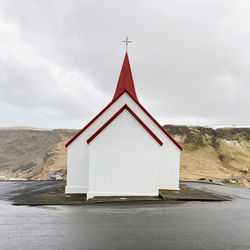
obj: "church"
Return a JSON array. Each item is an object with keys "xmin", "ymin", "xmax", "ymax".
[{"xmin": 65, "ymin": 51, "xmax": 183, "ymax": 200}]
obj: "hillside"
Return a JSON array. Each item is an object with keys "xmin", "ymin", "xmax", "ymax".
[
  {"xmin": 164, "ymin": 125, "xmax": 250, "ymax": 187},
  {"xmin": 0, "ymin": 129, "xmax": 78, "ymax": 180},
  {"xmin": 0, "ymin": 126, "xmax": 250, "ymax": 186}
]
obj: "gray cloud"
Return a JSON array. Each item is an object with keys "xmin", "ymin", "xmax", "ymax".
[{"xmin": 0, "ymin": 0, "xmax": 249, "ymax": 128}]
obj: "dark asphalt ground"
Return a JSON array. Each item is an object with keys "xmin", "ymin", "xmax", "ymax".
[{"xmin": 0, "ymin": 181, "xmax": 250, "ymax": 250}]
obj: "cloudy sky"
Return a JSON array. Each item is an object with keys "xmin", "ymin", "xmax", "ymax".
[{"xmin": 0, "ymin": 0, "xmax": 249, "ymax": 128}]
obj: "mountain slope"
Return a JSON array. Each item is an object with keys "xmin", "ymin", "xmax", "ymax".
[
  {"xmin": 164, "ymin": 125, "xmax": 250, "ymax": 186},
  {"xmin": 0, "ymin": 126, "xmax": 250, "ymax": 186},
  {"xmin": 0, "ymin": 129, "xmax": 78, "ymax": 180}
]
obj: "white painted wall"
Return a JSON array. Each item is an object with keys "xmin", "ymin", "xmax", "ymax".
[
  {"xmin": 65, "ymin": 139, "xmax": 89, "ymax": 193},
  {"xmin": 65, "ymin": 93, "xmax": 181, "ymax": 195},
  {"xmin": 87, "ymin": 110, "xmax": 160, "ymax": 199},
  {"xmin": 158, "ymin": 146, "xmax": 180, "ymax": 190}
]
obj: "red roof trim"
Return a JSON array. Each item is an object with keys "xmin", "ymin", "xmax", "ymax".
[
  {"xmin": 87, "ymin": 104, "xmax": 163, "ymax": 146},
  {"xmin": 65, "ymin": 90, "xmax": 183, "ymax": 151},
  {"xmin": 124, "ymin": 91, "xmax": 183, "ymax": 151},
  {"xmin": 65, "ymin": 91, "xmax": 125, "ymax": 147}
]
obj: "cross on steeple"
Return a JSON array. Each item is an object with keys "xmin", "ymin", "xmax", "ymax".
[{"xmin": 122, "ymin": 36, "xmax": 132, "ymax": 51}]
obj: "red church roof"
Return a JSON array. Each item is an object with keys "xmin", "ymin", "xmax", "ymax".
[
  {"xmin": 65, "ymin": 53, "xmax": 183, "ymax": 151},
  {"xmin": 87, "ymin": 104, "xmax": 163, "ymax": 146},
  {"xmin": 112, "ymin": 52, "xmax": 138, "ymax": 101}
]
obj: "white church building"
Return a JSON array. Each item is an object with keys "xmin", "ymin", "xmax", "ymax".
[{"xmin": 65, "ymin": 52, "xmax": 183, "ymax": 199}]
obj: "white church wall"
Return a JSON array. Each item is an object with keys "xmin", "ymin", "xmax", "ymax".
[
  {"xmin": 158, "ymin": 145, "xmax": 180, "ymax": 190},
  {"xmin": 85, "ymin": 93, "xmax": 181, "ymax": 191},
  {"xmin": 87, "ymin": 110, "xmax": 160, "ymax": 199},
  {"xmin": 66, "ymin": 92, "xmax": 181, "ymax": 194},
  {"xmin": 65, "ymin": 135, "xmax": 89, "ymax": 193}
]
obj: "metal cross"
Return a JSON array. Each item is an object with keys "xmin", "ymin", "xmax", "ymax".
[{"xmin": 122, "ymin": 36, "xmax": 132, "ymax": 51}]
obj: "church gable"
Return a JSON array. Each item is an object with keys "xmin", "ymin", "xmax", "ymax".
[{"xmin": 87, "ymin": 104, "xmax": 163, "ymax": 146}]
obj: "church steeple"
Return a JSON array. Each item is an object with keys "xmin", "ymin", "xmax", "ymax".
[{"xmin": 112, "ymin": 52, "xmax": 138, "ymax": 101}]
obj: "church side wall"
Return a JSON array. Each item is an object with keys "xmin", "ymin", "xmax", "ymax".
[
  {"xmin": 158, "ymin": 145, "xmax": 180, "ymax": 190},
  {"xmin": 65, "ymin": 134, "xmax": 89, "ymax": 193}
]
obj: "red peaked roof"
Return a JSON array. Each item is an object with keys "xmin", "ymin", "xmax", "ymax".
[
  {"xmin": 87, "ymin": 104, "xmax": 163, "ymax": 146},
  {"xmin": 65, "ymin": 52, "xmax": 183, "ymax": 151},
  {"xmin": 112, "ymin": 52, "xmax": 138, "ymax": 101}
]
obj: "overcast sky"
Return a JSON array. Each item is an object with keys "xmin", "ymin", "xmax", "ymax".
[{"xmin": 0, "ymin": 0, "xmax": 249, "ymax": 128}]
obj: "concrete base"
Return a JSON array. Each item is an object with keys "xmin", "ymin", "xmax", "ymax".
[
  {"xmin": 65, "ymin": 185, "xmax": 88, "ymax": 194},
  {"xmin": 159, "ymin": 185, "xmax": 180, "ymax": 191},
  {"xmin": 87, "ymin": 191, "xmax": 159, "ymax": 200},
  {"xmin": 9, "ymin": 181, "xmax": 232, "ymax": 206}
]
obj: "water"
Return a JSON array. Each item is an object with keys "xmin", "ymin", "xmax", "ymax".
[{"xmin": 0, "ymin": 182, "xmax": 250, "ymax": 250}]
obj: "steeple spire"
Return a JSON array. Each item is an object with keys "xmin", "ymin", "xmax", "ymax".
[
  {"xmin": 122, "ymin": 36, "xmax": 132, "ymax": 51},
  {"xmin": 112, "ymin": 52, "xmax": 138, "ymax": 101}
]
